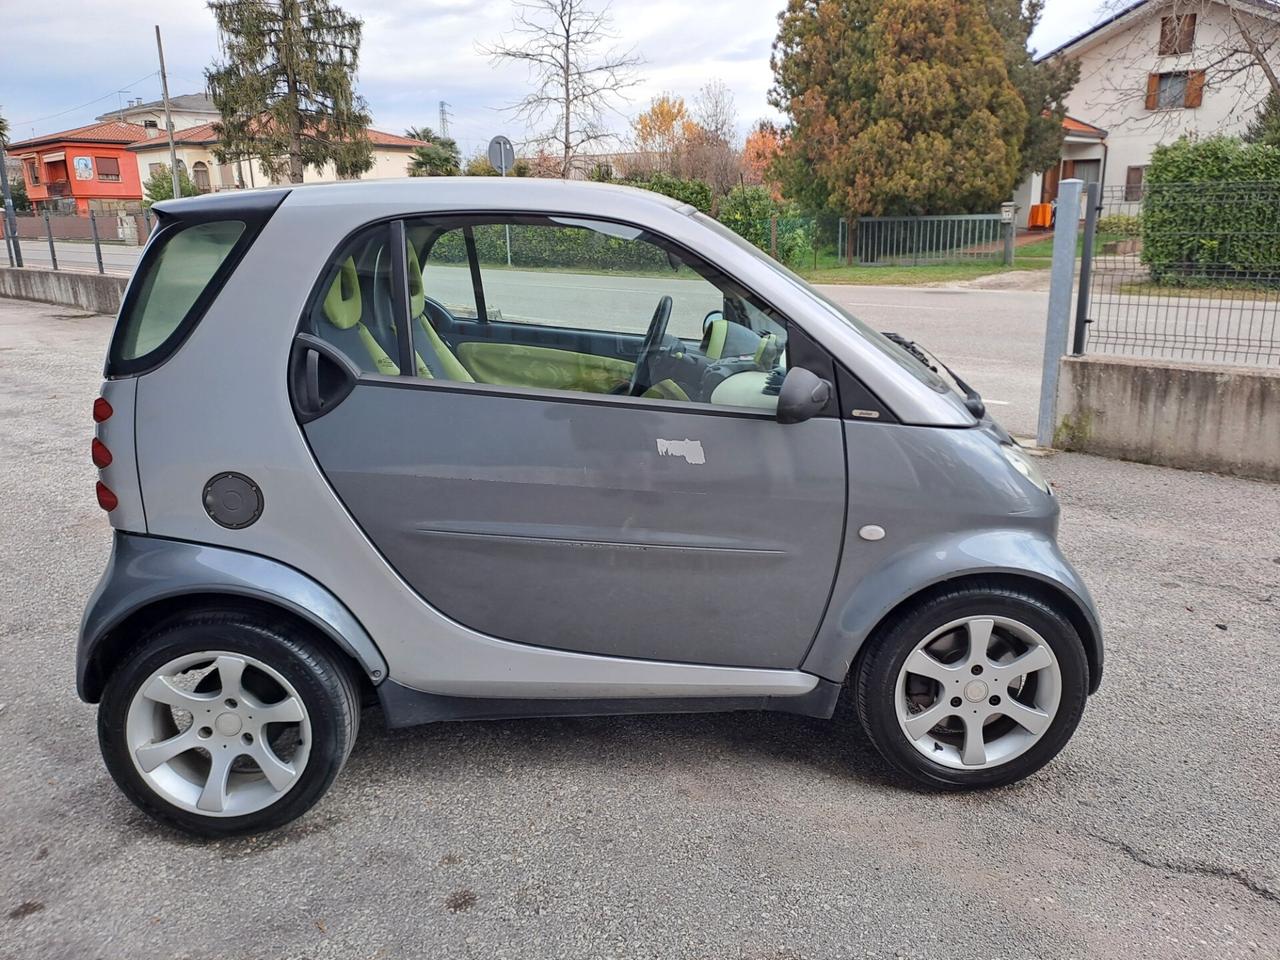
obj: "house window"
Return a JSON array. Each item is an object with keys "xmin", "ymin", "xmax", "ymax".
[
  {"xmin": 25, "ymin": 161, "xmax": 40, "ymax": 186},
  {"xmin": 96, "ymin": 156, "xmax": 122, "ymax": 182},
  {"xmin": 1159, "ymin": 14, "xmax": 1196, "ymax": 55},
  {"xmin": 1124, "ymin": 166, "xmax": 1146, "ymax": 202},
  {"xmin": 143, "ymin": 119, "xmax": 159, "ymax": 130},
  {"xmin": 192, "ymin": 161, "xmax": 211, "ymax": 193},
  {"xmin": 1146, "ymin": 71, "xmax": 1205, "ymax": 109}
]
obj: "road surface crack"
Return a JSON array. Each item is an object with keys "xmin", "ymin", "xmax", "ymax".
[{"xmin": 1089, "ymin": 832, "xmax": 1280, "ymax": 906}]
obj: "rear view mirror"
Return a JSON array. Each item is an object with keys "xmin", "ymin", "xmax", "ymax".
[{"xmin": 776, "ymin": 367, "xmax": 832, "ymax": 424}]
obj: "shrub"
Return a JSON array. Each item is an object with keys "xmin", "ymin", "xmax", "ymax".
[
  {"xmin": 1142, "ymin": 136, "xmax": 1280, "ymax": 283},
  {"xmin": 618, "ymin": 172, "xmax": 713, "ymax": 213},
  {"xmin": 718, "ymin": 186, "xmax": 814, "ymax": 267},
  {"xmin": 1096, "ymin": 213, "xmax": 1141, "ymax": 238}
]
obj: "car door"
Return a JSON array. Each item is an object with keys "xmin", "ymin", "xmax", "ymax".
[{"xmin": 297, "ymin": 214, "xmax": 848, "ymax": 670}]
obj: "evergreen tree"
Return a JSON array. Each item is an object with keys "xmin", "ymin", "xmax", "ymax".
[
  {"xmin": 1244, "ymin": 92, "xmax": 1280, "ymax": 148},
  {"xmin": 770, "ymin": 0, "xmax": 1027, "ymax": 218},
  {"xmin": 404, "ymin": 126, "xmax": 461, "ymax": 176},
  {"xmin": 205, "ymin": 0, "xmax": 373, "ymax": 184},
  {"xmin": 986, "ymin": 0, "xmax": 1078, "ymax": 181}
]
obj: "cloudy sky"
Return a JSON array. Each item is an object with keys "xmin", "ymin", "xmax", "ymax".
[{"xmin": 3, "ymin": 0, "xmax": 1112, "ymax": 154}]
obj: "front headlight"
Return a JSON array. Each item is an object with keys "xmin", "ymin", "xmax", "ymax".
[{"xmin": 1000, "ymin": 443, "xmax": 1051, "ymax": 495}]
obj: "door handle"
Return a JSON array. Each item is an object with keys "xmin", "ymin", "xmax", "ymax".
[{"xmin": 290, "ymin": 333, "xmax": 362, "ymax": 423}]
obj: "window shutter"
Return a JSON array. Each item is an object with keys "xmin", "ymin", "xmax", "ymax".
[
  {"xmin": 95, "ymin": 156, "xmax": 121, "ymax": 177},
  {"xmin": 1185, "ymin": 70, "xmax": 1206, "ymax": 108},
  {"xmin": 1145, "ymin": 74, "xmax": 1160, "ymax": 110},
  {"xmin": 1159, "ymin": 17, "xmax": 1176, "ymax": 55},
  {"xmin": 1179, "ymin": 14, "xmax": 1197, "ymax": 53}
]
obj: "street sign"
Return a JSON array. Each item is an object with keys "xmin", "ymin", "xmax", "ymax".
[{"xmin": 487, "ymin": 136, "xmax": 515, "ymax": 176}]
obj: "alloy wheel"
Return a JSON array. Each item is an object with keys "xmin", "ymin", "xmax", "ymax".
[
  {"xmin": 894, "ymin": 616, "xmax": 1062, "ymax": 770},
  {"xmin": 124, "ymin": 651, "xmax": 312, "ymax": 817}
]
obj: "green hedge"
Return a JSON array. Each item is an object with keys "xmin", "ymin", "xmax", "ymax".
[
  {"xmin": 1142, "ymin": 136, "xmax": 1280, "ymax": 283},
  {"xmin": 426, "ymin": 179, "xmax": 814, "ymax": 272}
]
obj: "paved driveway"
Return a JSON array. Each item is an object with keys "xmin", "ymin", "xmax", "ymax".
[{"xmin": 0, "ymin": 298, "xmax": 1276, "ymax": 959}]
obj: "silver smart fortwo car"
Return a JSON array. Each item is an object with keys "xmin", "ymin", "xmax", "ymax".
[{"xmin": 81, "ymin": 179, "xmax": 1102, "ymax": 836}]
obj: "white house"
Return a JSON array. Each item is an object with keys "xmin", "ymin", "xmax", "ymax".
[
  {"xmin": 96, "ymin": 93, "xmax": 221, "ymax": 134},
  {"xmin": 126, "ymin": 120, "xmax": 428, "ymax": 192},
  {"xmin": 1015, "ymin": 0, "xmax": 1280, "ymax": 226}
]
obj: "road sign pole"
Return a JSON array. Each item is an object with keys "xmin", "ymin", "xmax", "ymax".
[{"xmin": 488, "ymin": 136, "xmax": 516, "ymax": 270}]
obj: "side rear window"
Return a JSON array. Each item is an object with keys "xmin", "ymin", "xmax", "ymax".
[{"xmin": 113, "ymin": 220, "xmax": 245, "ymax": 366}]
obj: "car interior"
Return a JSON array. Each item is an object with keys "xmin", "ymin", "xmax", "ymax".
[{"xmin": 307, "ymin": 217, "xmax": 790, "ymax": 410}]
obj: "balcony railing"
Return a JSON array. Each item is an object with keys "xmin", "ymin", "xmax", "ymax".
[{"xmin": 44, "ymin": 181, "xmax": 71, "ymax": 198}]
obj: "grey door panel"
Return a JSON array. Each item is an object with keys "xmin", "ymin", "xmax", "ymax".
[{"xmin": 304, "ymin": 382, "xmax": 847, "ymax": 668}]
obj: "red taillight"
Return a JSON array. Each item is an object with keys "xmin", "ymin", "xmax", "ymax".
[
  {"xmin": 93, "ymin": 397, "xmax": 113, "ymax": 423},
  {"xmin": 91, "ymin": 438, "xmax": 113, "ymax": 468},
  {"xmin": 95, "ymin": 481, "xmax": 118, "ymax": 512}
]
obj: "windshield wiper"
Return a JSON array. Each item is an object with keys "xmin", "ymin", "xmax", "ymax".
[{"xmin": 881, "ymin": 332, "xmax": 986, "ymax": 420}]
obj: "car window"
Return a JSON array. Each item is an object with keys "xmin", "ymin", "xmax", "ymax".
[
  {"xmin": 113, "ymin": 220, "xmax": 245, "ymax": 362},
  {"xmin": 305, "ymin": 224, "xmax": 407, "ymax": 376},
  {"xmin": 406, "ymin": 215, "xmax": 790, "ymax": 411}
]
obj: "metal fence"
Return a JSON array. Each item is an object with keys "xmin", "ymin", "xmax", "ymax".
[
  {"xmin": 854, "ymin": 213, "xmax": 1011, "ymax": 265},
  {"xmin": 2, "ymin": 207, "xmax": 157, "ymax": 275},
  {"xmin": 1080, "ymin": 182, "xmax": 1280, "ymax": 366}
]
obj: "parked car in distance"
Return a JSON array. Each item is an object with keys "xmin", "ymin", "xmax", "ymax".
[{"xmin": 81, "ymin": 179, "xmax": 1103, "ymax": 836}]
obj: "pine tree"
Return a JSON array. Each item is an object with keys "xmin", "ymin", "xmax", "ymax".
[
  {"xmin": 770, "ymin": 0, "xmax": 1027, "ymax": 218},
  {"xmin": 205, "ymin": 0, "xmax": 373, "ymax": 184}
]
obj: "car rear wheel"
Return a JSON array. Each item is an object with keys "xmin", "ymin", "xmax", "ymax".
[
  {"xmin": 854, "ymin": 583, "xmax": 1089, "ymax": 789},
  {"xmin": 98, "ymin": 611, "xmax": 360, "ymax": 837}
]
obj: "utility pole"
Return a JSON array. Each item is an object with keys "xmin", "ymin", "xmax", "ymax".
[
  {"xmin": 155, "ymin": 25, "xmax": 182, "ymax": 201},
  {"xmin": 0, "ymin": 128, "xmax": 24, "ymax": 267}
]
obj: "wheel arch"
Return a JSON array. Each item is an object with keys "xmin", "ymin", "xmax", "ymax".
[
  {"xmin": 802, "ymin": 530, "xmax": 1103, "ymax": 694},
  {"xmin": 79, "ymin": 534, "xmax": 388, "ymax": 703},
  {"xmin": 81, "ymin": 591, "xmax": 380, "ymax": 707},
  {"xmin": 849, "ymin": 573, "xmax": 1103, "ymax": 694}
]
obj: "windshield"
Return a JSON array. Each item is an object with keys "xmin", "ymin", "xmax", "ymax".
[{"xmin": 690, "ymin": 212, "xmax": 951, "ymax": 394}]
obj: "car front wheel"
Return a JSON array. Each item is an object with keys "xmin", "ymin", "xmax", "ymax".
[
  {"xmin": 98, "ymin": 611, "xmax": 360, "ymax": 837},
  {"xmin": 855, "ymin": 583, "xmax": 1089, "ymax": 789}
]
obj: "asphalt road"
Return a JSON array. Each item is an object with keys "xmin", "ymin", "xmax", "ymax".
[{"xmin": 0, "ymin": 298, "xmax": 1277, "ymax": 959}]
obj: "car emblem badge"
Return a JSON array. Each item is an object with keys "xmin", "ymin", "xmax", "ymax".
[{"xmin": 656, "ymin": 438, "xmax": 705, "ymax": 465}]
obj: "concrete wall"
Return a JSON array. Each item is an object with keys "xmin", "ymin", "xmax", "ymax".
[
  {"xmin": 1056, "ymin": 355, "xmax": 1280, "ymax": 481},
  {"xmin": 0, "ymin": 267, "xmax": 125, "ymax": 316}
]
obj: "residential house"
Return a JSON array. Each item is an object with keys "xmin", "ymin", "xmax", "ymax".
[
  {"xmin": 96, "ymin": 93, "xmax": 220, "ymax": 135},
  {"xmin": 9, "ymin": 90, "xmax": 429, "ymax": 209},
  {"xmin": 6, "ymin": 120, "xmax": 148, "ymax": 214},
  {"xmin": 1015, "ymin": 0, "xmax": 1280, "ymax": 226},
  {"xmin": 128, "ymin": 123, "xmax": 428, "ymax": 192}
]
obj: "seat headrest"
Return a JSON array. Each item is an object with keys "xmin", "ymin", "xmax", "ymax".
[
  {"xmin": 404, "ymin": 241, "xmax": 425, "ymax": 318},
  {"xmin": 323, "ymin": 257, "xmax": 362, "ymax": 330}
]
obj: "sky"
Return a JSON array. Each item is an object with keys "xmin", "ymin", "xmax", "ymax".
[{"xmin": 1, "ymin": 0, "xmax": 1113, "ymax": 154}]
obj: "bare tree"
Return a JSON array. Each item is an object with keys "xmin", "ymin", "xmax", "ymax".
[
  {"xmin": 684, "ymin": 80, "xmax": 742, "ymax": 195},
  {"xmin": 483, "ymin": 0, "xmax": 642, "ymax": 178},
  {"xmin": 1082, "ymin": 0, "xmax": 1279, "ymax": 130}
]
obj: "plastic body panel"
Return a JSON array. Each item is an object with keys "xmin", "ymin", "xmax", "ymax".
[
  {"xmin": 801, "ymin": 420, "xmax": 1104, "ymax": 690},
  {"xmin": 302, "ymin": 379, "xmax": 847, "ymax": 668},
  {"xmin": 77, "ymin": 532, "xmax": 388, "ymax": 701}
]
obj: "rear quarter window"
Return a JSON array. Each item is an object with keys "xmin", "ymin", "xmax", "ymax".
[{"xmin": 109, "ymin": 220, "xmax": 246, "ymax": 372}]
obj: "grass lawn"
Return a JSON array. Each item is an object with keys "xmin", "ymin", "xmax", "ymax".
[{"xmin": 1116, "ymin": 281, "xmax": 1280, "ymax": 301}]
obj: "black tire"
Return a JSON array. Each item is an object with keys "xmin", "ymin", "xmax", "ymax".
[
  {"xmin": 854, "ymin": 582, "xmax": 1089, "ymax": 790},
  {"xmin": 98, "ymin": 610, "xmax": 360, "ymax": 838}
]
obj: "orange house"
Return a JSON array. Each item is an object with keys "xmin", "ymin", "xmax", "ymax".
[{"xmin": 7, "ymin": 120, "xmax": 148, "ymax": 214}]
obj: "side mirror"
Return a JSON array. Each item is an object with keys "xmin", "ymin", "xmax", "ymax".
[{"xmin": 776, "ymin": 367, "xmax": 832, "ymax": 424}]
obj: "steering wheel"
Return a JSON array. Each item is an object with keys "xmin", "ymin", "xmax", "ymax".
[{"xmin": 627, "ymin": 295, "xmax": 673, "ymax": 396}]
